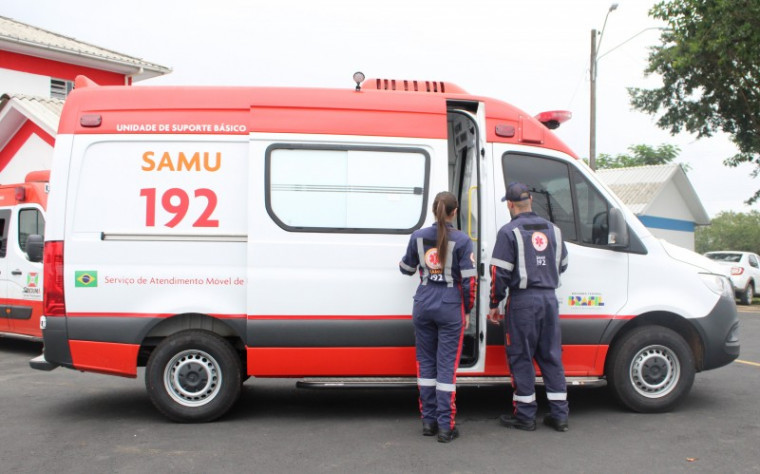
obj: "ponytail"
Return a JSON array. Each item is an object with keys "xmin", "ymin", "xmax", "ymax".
[{"xmin": 432, "ymin": 192, "xmax": 458, "ymax": 270}]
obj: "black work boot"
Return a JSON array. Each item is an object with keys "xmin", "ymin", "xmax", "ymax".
[
  {"xmin": 543, "ymin": 414, "xmax": 569, "ymax": 432},
  {"xmin": 437, "ymin": 426, "xmax": 460, "ymax": 443},
  {"xmin": 499, "ymin": 414, "xmax": 537, "ymax": 431},
  {"xmin": 422, "ymin": 421, "xmax": 438, "ymax": 436}
]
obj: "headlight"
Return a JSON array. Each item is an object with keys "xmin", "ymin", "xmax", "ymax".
[{"xmin": 699, "ymin": 273, "xmax": 733, "ymax": 298}]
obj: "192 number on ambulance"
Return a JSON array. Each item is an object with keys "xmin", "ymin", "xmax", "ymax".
[{"xmin": 140, "ymin": 187, "xmax": 219, "ymax": 227}]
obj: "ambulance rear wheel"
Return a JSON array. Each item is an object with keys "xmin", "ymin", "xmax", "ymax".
[
  {"xmin": 146, "ymin": 330, "xmax": 242, "ymax": 422},
  {"xmin": 607, "ymin": 326, "xmax": 695, "ymax": 413}
]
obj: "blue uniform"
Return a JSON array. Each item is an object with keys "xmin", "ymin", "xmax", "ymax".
[
  {"xmin": 400, "ymin": 223, "xmax": 477, "ymax": 431},
  {"xmin": 489, "ymin": 211, "xmax": 569, "ymax": 421}
]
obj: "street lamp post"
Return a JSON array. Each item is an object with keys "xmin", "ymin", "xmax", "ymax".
[{"xmin": 589, "ymin": 3, "xmax": 618, "ymax": 171}]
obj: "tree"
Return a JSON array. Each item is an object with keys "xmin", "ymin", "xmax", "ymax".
[
  {"xmin": 629, "ymin": 0, "xmax": 760, "ymax": 204},
  {"xmin": 695, "ymin": 210, "xmax": 760, "ymax": 254},
  {"xmin": 596, "ymin": 143, "xmax": 683, "ymax": 169}
]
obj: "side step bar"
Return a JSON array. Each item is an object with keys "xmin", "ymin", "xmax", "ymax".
[
  {"xmin": 296, "ymin": 376, "xmax": 606, "ymax": 389},
  {"xmin": 0, "ymin": 332, "xmax": 42, "ymax": 342}
]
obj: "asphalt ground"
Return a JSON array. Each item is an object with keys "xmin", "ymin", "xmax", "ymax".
[{"xmin": 0, "ymin": 305, "xmax": 758, "ymax": 473}]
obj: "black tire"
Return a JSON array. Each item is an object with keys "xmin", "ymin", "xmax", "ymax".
[
  {"xmin": 739, "ymin": 282, "xmax": 754, "ymax": 305},
  {"xmin": 606, "ymin": 326, "xmax": 695, "ymax": 413},
  {"xmin": 145, "ymin": 330, "xmax": 242, "ymax": 422}
]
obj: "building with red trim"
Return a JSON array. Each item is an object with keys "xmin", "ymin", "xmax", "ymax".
[{"xmin": 0, "ymin": 15, "xmax": 170, "ymax": 182}]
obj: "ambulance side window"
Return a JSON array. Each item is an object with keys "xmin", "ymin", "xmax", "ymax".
[
  {"xmin": 502, "ymin": 152, "xmax": 619, "ymax": 248},
  {"xmin": 502, "ymin": 153, "xmax": 577, "ymax": 241},
  {"xmin": 18, "ymin": 208, "xmax": 45, "ymax": 254},
  {"xmin": 0, "ymin": 209, "xmax": 9, "ymax": 258},
  {"xmin": 266, "ymin": 145, "xmax": 430, "ymax": 234},
  {"xmin": 572, "ymin": 170, "xmax": 610, "ymax": 245}
]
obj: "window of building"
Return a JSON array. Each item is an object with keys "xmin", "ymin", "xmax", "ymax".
[
  {"xmin": 51, "ymin": 78, "xmax": 74, "ymax": 99},
  {"xmin": 18, "ymin": 208, "xmax": 45, "ymax": 254},
  {"xmin": 266, "ymin": 145, "xmax": 429, "ymax": 233}
]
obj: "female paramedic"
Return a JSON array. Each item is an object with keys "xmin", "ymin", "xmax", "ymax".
[{"xmin": 399, "ymin": 191, "xmax": 478, "ymax": 443}]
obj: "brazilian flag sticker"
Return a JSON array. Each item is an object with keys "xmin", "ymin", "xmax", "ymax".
[{"xmin": 75, "ymin": 271, "xmax": 98, "ymax": 288}]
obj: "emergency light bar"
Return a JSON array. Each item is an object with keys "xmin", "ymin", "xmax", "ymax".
[{"xmin": 535, "ymin": 110, "xmax": 572, "ymax": 130}]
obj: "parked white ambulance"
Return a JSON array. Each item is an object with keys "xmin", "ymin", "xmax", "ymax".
[
  {"xmin": 0, "ymin": 170, "xmax": 47, "ymax": 340},
  {"xmin": 30, "ymin": 75, "xmax": 739, "ymax": 422}
]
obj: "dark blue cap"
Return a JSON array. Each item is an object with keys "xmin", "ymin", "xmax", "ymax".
[{"xmin": 501, "ymin": 182, "xmax": 531, "ymax": 202}]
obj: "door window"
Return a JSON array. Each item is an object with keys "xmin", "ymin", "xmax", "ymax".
[
  {"xmin": 502, "ymin": 153, "xmax": 577, "ymax": 241},
  {"xmin": 572, "ymin": 170, "xmax": 610, "ymax": 245},
  {"xmin": 0, "ymin": 209, "xmax": 10, "ymax": 258},
  {"xmin": 502, "ymin": 153, "xmax": 616, "ymax": 248},
  {"xmin": 18, "ymin": 208, "xmax": 45, "ymax": 254},
  {"xmin": 266, "ymin": 145, "xmax": 429, "ymax": 233}
]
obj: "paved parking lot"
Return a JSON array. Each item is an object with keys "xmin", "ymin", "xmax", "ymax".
[{"xmin": 1, "ymin": 307, "xmax": 758, "ymax": 473}]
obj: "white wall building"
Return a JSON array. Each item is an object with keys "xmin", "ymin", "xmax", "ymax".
[
  {"xmin": 597, "ymin": 164, "xmax": 710, "ymax": 251},
  {"xmin": 0, "ymin": 15, "xmax": 169, "ymax": 183}
]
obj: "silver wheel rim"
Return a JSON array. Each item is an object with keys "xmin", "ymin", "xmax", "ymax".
[
  {"xmin": 164, "ymin": 349, "xmax": 222, "ymax": 407},
  {"xmin": 629, "ymin": 344, "xmax": 679, "ymax": 399}
]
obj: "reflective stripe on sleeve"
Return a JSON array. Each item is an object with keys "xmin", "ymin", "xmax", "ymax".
[
  {"xmin": 553, "ymin": 226, "xmax": 563, "ymax": 274},
  {"xmin": 436, "ymin": 382, "xmax": 456, "ymax": 392},
  {"xmin": 416, "ymin": 237, "xmax": 429, "ymax": 285},
  {"xmin": 513, "ymin": 392, "xmax": 536, "ymax": 403},
  {"xmin": 417, "ymin": 378, "xmax": 436, "ymax": 387},
  {"xmin": 513, "ymin": 228, "xmax": 528, "ymax": 289},
  {"xmin": 461, "ymin": 268, "xmax": 478, "ymax": 278},
  {"xmin": 546, "ymin": 392, "xmax": 567, "ymax": 401},
  {"xmin": 399, "ymin": 261, "xmax": 416, "ymax": 273},
  {"xmin": 490, "ymin": 258, "xmax": 514, "ymax": 271},
  {"xmin": 444, "ymin": 241, "xmax": 456, "ymax": 288}
]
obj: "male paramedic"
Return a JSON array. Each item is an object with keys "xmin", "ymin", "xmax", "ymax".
[{"xmin": 487, "ymin": 182, "xmax": 570, "ymax": 432}]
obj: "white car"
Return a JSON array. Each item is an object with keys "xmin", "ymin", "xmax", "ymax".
[{"xmin": 705, "ymin": 251, "xmax": 760, "ymax": 305}]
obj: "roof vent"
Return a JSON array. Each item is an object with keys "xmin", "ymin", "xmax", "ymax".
[{"xmin": 363, "ymin": 78, "xmax": 467, "ymax": 94}]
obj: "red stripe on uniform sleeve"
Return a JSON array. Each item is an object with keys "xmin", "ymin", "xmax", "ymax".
[
  {"xmin": 468, "ymin": 276, "xmax": 477, "ymax": 310},
  {"xmin": 490, "ymin": 265, "xmax": 499, "ymax": 305}
]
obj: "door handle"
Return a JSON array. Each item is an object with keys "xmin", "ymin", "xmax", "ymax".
[{"xmin": 11, "ymin": 270, "xmax": 22, "ymax": 276}]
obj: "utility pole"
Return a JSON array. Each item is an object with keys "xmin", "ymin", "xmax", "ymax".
[
  {"xmin": 589, "ymin": 28, "xmax": 598, "ymax": 171},
  {"xmin": 589, "ymin": 3, "xmax": 618, "ymax": 171}
]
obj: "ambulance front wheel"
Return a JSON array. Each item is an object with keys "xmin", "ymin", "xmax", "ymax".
[
  {"xmin": 606, "ymin": 325, "xmax": 695, "ymax": 413},
  {"xmin": 145, "ymin": 330, "xmax": 242, "ymax": 422}
]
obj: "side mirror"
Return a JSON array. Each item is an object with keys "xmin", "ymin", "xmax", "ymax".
[
  {"xmin": 26, "ymin": 234, "xmax": 43, "ymax": 263},
  {"xmin": 608, "ymin": 208, "xmax": 629, "ymax": 248}
]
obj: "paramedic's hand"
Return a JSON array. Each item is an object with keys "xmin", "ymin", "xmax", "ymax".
[{"xmin": 487, "ymin": 307, "xmax": 503, "ymax": 324}]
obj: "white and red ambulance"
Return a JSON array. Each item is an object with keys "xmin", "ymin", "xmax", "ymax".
[
  {"xmin": 30, "ymin": 75, "xmax": 739, "ymax": 422},
  {"xmin": 0, "ymin": 170, "xmax": 47, "ymax": 340}
]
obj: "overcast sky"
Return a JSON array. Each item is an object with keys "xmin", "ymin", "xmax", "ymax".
[{"xmin": 5, "ymin": 0, "xmax": 758, "ymax": 217}]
